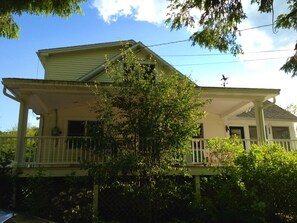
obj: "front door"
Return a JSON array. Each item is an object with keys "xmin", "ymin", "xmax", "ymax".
[{"xmin": 229, "ymin": 126, "xmax": 245, "ymax": 149}]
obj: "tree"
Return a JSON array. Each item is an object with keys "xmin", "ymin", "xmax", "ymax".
[
  {"xmin": 286, "ymin": 103, "xmax": 297, "ymax": 116},
  {"xmin": 85, "ymin": 46, "xmax": 205, "ymax": 221},
  {"xmin": 166, "ymin": 0, "xmax": 297, "ymax": 77},
  {"xmin": 0, "ymin": 126, "xmax": 38, "ymax": 161},
  {"xmin": 0, "ymin": 0, "xmax": 86, "ymax": 39}
]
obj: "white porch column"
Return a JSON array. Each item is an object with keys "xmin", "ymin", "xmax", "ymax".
[
  {"xmin": 15, "ymin": 100, "xmax": 29, "ymax": 165},
  {"xmin": 254, "ymin": 100, "xmax": 266, "ymax": 144}
]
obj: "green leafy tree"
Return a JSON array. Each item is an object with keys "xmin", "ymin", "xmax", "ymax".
[
  {"xmin": 286, "ymin": 103, "xmax": 297, "ymax": 116},
  {"xmin": 0, "ymin": 126, "xmax": 38, "ymax": 162},
  {"xmin": 166, "ymin": 0, "xmax": 297, "ymax": 77},
  {"xmin": 86, "ymin": 46, "xmax": 205, "ymax": 221},
  {"xmin": 0, "ymin": 0, "xmax": 86, "ymax": 39}
]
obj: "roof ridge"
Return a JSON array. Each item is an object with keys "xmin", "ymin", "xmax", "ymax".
[{"xmin": 37, "ymin": 40, "xmax": 136, "ymax": 54}]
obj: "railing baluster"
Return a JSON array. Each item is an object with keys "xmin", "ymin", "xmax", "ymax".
[{"xmin": 2, "ymin": 136, "xmax": 297, "ymax": 167}]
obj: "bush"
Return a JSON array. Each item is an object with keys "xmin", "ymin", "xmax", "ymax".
[
  {"xmin": 52, "ymin": 187, "xmax": 93, "ymax": 223},
  {"xmin": 0, "ymin": 151, "xmax": 14, "ymax": 209},
  {"xmin": 196, "ymin": 139, "xmax": 297, "ymax": 223}
]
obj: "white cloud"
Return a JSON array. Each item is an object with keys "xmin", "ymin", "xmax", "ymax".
[
  {"xmin": 237, "ymin": 21, "xmax": 274, "ymax": 69},
  {"xmin": 236, "ymin": 0, "xmax": 295, "ymax": 70},
  {"xmin": 92, "ymin": 0, "xmax": 168, "ymax": 24}
]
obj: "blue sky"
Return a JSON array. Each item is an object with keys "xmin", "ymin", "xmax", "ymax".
[{"xmin": 0, "ymin": 0, "xmax": 297, "ymax": 131}]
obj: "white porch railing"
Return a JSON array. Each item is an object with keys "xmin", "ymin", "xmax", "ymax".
[
  {"xmin": 0, "ymin": 136, "xmax": 104, "ymax": 166},
  {"xmin": 0, "ymin": 136, "xmax": 296, "ymax": 167},
  {"xmin": 190, "ymin": 138, "xmax": 297, "ymax": 165}
]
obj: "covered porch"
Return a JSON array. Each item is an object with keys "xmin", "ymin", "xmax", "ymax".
[{"xmin": 1, "ymin": 78, "xmax": 286, "ymax": 176}]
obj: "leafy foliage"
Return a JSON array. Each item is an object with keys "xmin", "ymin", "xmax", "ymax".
[
  {"xmin": 51, "ymin": 181, "xmax": 93, "ymax": 222},
  {"xmin": 88, "ymin": 45, "xmax": 204, "ymax": 163},
  {"xmin": 0, "ymin": 127, "xmax": 39, "ymax": 162},
  {"xmin": 0, "ymin": 150, "xmax": 14, "ymax": 209},
  {"xmin": 206, "ymin": 137, "xmax": 244, "ymax": 165},
  {"xmin": 166, "ymin": 0, "xmax": 246, "ymax": 55},
  {"xmin": 198, "ymin": 138, "xmax": 297, "ymax": 223},
  {"xmin": 18, "ymin": 173, "xmax": 93, "ymax": 222},
  {"xmin": 85, "ymin": 45, "xmax": 204, "ymax": 221},
  {"xmin": 0, "ymin": 0, "xmax": 86, "ymax": 39},
  {"xmin": 166, "ymin": 0, "xmax": 297, "ymax": 77},
  {"xmin": 286, "ymin": 103, "xmax": 297, "ymax": 115}
]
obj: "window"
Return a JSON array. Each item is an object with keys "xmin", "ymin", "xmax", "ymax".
[
  {"xmin": 249, "ymin": 125, "xmax": 268, "ymax": 140},
  {"xmin": 68, "ymin": 121, "xmax": 84, "ymax": 137},
  {"xmin": 229, "ymin": 126, "xmax": 244, "ymax": 139},
  {"xmin": 67, "ymin": 120, "xmax": 102, "ymax": 148},
  {"xmin": 68, "ymin": 120, "xmax": 100, "ymax": 137},
  {"xmin": 249, "ymin": 126, "xmax": 257, "ymax": 139},
  {"xmin": 229, "ymin": 126, "xmax": 246, "ymax": 149},
  {"xmin": 272, "ymin": 126, "xmax": 290, "ymax": 139}
]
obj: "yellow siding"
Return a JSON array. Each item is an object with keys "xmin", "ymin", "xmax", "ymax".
[
  {"xmin": 202, "ymin": 113, "xmax": 226, "ymax": 138},
  {"xmin": 45, "ymin": 47, "xmax": 121, "ymax": 81}
]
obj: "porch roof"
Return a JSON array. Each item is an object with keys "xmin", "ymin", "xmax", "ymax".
[
  {"xmin": 198, "ymin": 86, "xmax": 280, "ymax": 119},
  {"xmin": 2, "ymin": 78, "xmax": 280, "ymax": 118}
]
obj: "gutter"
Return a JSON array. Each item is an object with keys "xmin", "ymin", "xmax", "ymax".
[{"xmin": 3, "ymin": 86, "xmax": 19, "ymax": 102}]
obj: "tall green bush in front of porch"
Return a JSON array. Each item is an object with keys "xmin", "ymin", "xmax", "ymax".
[{"xmin": 85, "ymin": 45, "xmax": 205, "ymax": 222}]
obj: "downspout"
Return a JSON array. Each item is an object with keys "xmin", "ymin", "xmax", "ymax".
[{"xmin": 3, "ymin": 86, "xmax": 19, "ymax": 102}]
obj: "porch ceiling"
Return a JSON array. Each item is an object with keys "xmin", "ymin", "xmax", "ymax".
[
  {"xmin": 2, "ymin": 79, "xmax": 280, "ymax": 118},
  {"xmin": 2, "ymin": 78, "xmax": 98, "ymax": 114},
  {"xmin": 29, "ymin": 93, "xmax": 96, "ymax": 114}
]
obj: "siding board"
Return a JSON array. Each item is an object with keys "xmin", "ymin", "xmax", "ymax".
[{"xmin": 45, "ymin": 47, "xmax": 121, "ymax": 80}]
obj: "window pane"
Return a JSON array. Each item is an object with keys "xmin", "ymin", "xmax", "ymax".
[
  {"xmin": 272, "ymin": 127, "xmax": 290, "ymax": 139},
  {"xmin": 249, "ymin": 126, "xmax": 257, "ymax": 139},
  {"xmin": 68, "ymin": 121, "xmax": 85, "ymax": 136},
  {"xmin": 229, "ymin": 127, "xmax": 244, "ymax": 139}
]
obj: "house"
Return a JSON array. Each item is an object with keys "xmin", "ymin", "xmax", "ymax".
[{"xmin": 1, "ymin": 40, "xmax": 297, "ymax": 176}]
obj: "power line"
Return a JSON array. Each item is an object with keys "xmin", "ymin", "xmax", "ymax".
[
  {"xmin": 173, "ymin": 56, "xmax": 289, "ymax": 66},
  {"xmin": 161, "ymin": 49, "xmax": 294, "ymax": 57},
  {"xmin": 239, "ymin": 23, "xmax": 273, "ymax": 31},
  {"xmin": 147, "ymin": 39, "xmax": 189, "ymax": 47},
  {"xmin": 146, "ymin": 23, "xmax": 275, "ymax": 48}
]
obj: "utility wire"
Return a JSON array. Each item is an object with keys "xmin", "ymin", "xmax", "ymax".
[
  {"xmin": 173, "ymin": 56, "xmax": 288, "ymax": 66},
  {"xmin": 161, "ymin": 49, "xmax": 294, "ymax": 57},
  {"xmin": 147, "ymin": 39, "xmax": 189, "ymax": 47},
  {"xmin": 239, "ymin": 23, "xmax": 273, "ymax": 31},
  {"xmin": 146, "ymin": 23, "xmax": 274, "ymax": 48}
]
